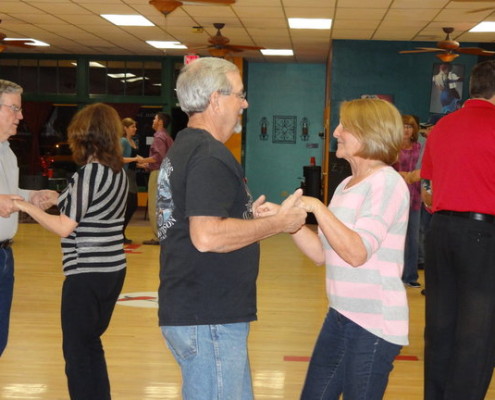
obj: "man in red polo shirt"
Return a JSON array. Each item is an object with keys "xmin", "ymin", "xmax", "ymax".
[{"xmin": 421, "ymin": 60, "xmax": 495, "ymax": 400}]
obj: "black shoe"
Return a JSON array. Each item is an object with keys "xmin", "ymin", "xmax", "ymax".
[
  {"xmin": 143, "ymin": 239, "xmax": 160, "ymax": 245},
  {"xmin": 124, "ymin": 237, "xmax": 132, "ymax": 245},
  {"xmin": 405, "ymin": 281, "xmax": 421, "ymax": 288},
  {"xmin": 418, "ymin": 263, "xmax": 424, "ymax": 270}
]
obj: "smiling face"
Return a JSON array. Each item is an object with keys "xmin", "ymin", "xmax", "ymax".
[
  {"xmin": 216, "ymin": 70, "xmax": 248, "ymax": 141},
  {"xmin": 0, "ymin": 92, "xmax": 23, "ymax": 143},
  {"xmin": 333, "ymin": 123, "xmax": 362, "ymax": 161}
]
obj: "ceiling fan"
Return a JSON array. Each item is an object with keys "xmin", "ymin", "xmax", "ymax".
[
  {"xmin": 191, "ymin": 23, "xmax": 264, "ymax": 58},
  {"xmin": 149, "ymin": 0, "xmax": 235, "ymax": 16},
  {"xmin": 0, "ymin": 20, "xmax": 36, "ymax": 53},
  {"xmin": 399, "ymin": 27, "xmax": 495, "ymax": 62}
]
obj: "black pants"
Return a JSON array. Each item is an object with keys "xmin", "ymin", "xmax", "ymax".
[
  {"xmin": 424, "ymin": 213, "xmax": 495, "ymax": 400},
  {"xmin": 61, "ymin": 269, "xmax": 126, "ymax": 400},
  {"xmin": 123, "ymin": 192, "xmax": 138, "ymax": 235}
]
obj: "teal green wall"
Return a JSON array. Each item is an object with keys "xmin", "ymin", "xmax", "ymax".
[
  {"xmin": 245, "ymin": 63, "xmax": 326, "ymax": 202},
  {"xmin": 330, "ymin": 39, "xmax": 479, "ymax": 148},
  {"xmin": 243, "ymin": 40, "xmax": 481, "ymax": 204}
]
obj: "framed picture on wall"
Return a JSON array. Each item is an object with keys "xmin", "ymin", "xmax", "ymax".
[{"xmin": 430, "ymin": 63, "xmax": 464, "ymax": 114}]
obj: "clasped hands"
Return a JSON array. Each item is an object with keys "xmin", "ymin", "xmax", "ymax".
[
  {"xmin": 252, "ymin": 188, "xmax": 322, "ymax": 233},
  {"xmin": 0, "ymin": 190, "xmax": 59, "ymax": 218}
]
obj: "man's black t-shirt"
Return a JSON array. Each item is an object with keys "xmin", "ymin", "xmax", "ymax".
[{"xmin": 157, "ymin": 128, "xmax": 260, "ymax": 326}]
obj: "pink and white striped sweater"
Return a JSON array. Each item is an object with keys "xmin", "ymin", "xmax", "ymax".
[{"xmin": 320, "ymin": 166, "xmax": 410, "ymax": 345}]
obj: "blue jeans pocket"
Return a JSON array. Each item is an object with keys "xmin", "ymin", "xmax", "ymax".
[{"xmin": 162, "ymin": 325, "xmax": 198, "ymax": 360}]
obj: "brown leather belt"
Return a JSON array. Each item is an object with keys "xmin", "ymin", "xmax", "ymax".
[
  {"xmin": 436, "ymin": 210, "xmax": 495, "ymax": 224},
  {"xmin": 0, "ymin": 240, "xmax": 13, "ymax": 249}
]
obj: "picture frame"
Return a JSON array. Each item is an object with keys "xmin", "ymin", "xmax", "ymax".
[{"xmin": 429, "ymin": 63, "xmax": 464, "ymax": 114}]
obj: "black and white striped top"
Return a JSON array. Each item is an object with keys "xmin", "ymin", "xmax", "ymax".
[{"xmin": 58, "ymin": 162, "xmax": 129, "ymax": 276}]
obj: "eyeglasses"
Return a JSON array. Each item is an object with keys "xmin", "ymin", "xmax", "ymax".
[
  {"xmin": 0, "ymin": 103, "xmax": 22, "ymax": 114},
  {"xmin": 218, "ymin": 90, "xmax": 247, "ymax": 100}
]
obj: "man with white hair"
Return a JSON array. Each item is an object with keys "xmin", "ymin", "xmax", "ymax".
[
  {"xmin": 0, "ymin": 79, "xmax": 57, "ymax": 356},
  {"xmin": 156, "ymin": 58, "xmax": 307, "ymax": 399}
]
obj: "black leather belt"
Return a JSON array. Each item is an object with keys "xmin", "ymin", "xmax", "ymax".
[
  {"xmin": 0, "ymin": 239, "xmax": 13, "ymax": 249},
  {"xmin": 436, "ymin": 210, "xmax": 495, "ymax": 224}
]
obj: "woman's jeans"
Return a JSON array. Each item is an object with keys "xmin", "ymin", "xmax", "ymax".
[
  {"xmin": 161, "ymin": 322, "xmax": 253, "ymax": 400},
  {"xmin": 301, "ymin": 308, "xmax": 401, "ymax": 400},
  {"xmin": 62, "ymin": 269, "xmax": 126, "ymax": 400},
  {"xmin": 402, "ymin": 208, "xmax": 420, "ymax": 283},
  {"xmin": 0, "ymin": 248, "xmax": 14, "ymax": 357}
]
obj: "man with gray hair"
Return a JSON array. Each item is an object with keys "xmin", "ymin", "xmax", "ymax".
[
  {"xmin": 0, "ymin": 79, "xmax": 57, "ymax": 356},
  {"xmin": 156, "ymin": 57, "xmax": 307, "ymax": 399}
]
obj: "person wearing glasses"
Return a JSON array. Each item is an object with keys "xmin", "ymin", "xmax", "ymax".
[
  {"xmin": 0, "ymin": 79, "xmax": 58, "ymax": 357},
  {"xmin": 155, "ymin": 57, "xmax": 307, "ymax": 399}
]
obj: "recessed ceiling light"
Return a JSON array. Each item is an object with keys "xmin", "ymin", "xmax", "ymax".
[
  {"xmin": 470, "ymin": 22, "xmax": 495, "ymax": 33},
  {"xmin": 146, "ymin": 41, "xmax": 187, "ymax": 49},
  {"xmin": 261, "ymin": 49, "xmax": 294, "ymax": 56},
  {"xmin": 101, "ymin": 14, "xmax": 154, "ymax": 26},
  {"xmin": 5, "ymin": 38, "xmax": 49, "ymax": 47},
  {"xmin": 288, "ymin": 18, "xmax": 332, "ymax": 30}
]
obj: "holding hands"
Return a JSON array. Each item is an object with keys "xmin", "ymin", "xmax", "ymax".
[
  {"xmin": 253, "ymin": 189, "xmax": 309, "ymax": 234},
  {"xmin": 0, "ymin": 194, "xmax": 24, "ymax": 217},
  {"xmin": 30, "ymin": 190, "xmax": 59, "ymax": 210}
]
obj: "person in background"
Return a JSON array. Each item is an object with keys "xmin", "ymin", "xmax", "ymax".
[
  {"xmin": 421, "ymin": 59, "xmax": 495, "ymax": 400},
  {"xmin": 15, "ymin": 103, "xmax": 128, "ymax": 400},
  {"xmin": 156, "ymin": 57, "xmax": 307, "ymax": 400},
  {"xmin": 396, "ymin": 114, "xmax": 422, "ymax": 288},
  {"xmin": 417, "ymin": 114, "xmax": 442, "ymax": 273},
  {"xmin": 0, "ymin": 79, "xmax": 58, "ymax": 357},
  {"xmin": 121, "ymin": 117, "xmax": 141, "ymax": 244},
  {"xmin": 137, "ymin": 112, "xmax": 173, "ymax": 245},
  {"xmin": 259, "ymin": 98, "xmax": 409, "ymax": 400}
]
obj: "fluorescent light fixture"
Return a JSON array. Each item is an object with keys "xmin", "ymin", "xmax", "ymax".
[
  {"xmin": 5, "ymin": 38, "xmax": 49, "ymax": 47},
  {"xmin": 107, "ymin": 73, "xmax": 136, "ymax": 79},
  {"xmin": 470, "ymin": 22, "xmax": 495, "ymax": 32},
  {"xmin": 146, "ymin": 41, "xmax": 187, "ymax": 49},
  {"xmin": 288, "ymin": 18, "xmax": 332, "ymax": 30},
  {"xmin": 261, "ymin": 49, "xmax": 294, "ymax": 56},
  {"xmin": 101, "ymin": 14, "xmax": 154, "ymax": 26},
  {"xmin": 121, "ymin": 77, "xmax": 150, "ymax": 83},
  {"xmin": 71, "ymin": 61, "xmax": 106, "ymax": 68}
]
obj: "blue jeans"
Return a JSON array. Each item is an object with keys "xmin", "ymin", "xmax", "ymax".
[
  {"xmin": 402, "ymin": 208, "xmax": 420, "ymax": 283},
  {"xmin": 0, "ymin": 248, "xmax": 14, "ymax": 357},
  {"xmin": 161, "ymin": 323, "xmax": 253, "ymax": 400},
  {"xmin": 301, "ymin": 308, "xmax": 401, "ymax": 400}
]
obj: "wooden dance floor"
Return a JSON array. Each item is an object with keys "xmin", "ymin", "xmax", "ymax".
[{"xmin": 2, "ymin": 216, "xmax": 495, "ymax": 399}]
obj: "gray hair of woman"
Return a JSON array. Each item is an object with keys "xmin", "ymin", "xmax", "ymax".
[{"xmin": 176, "ymin": 57, "xmax": 239, "ymax": 115}]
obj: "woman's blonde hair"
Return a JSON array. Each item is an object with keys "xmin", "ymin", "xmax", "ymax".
[
  {"xmin": 68, "ymin": 103, "xmax": 123, "ymax": 172},
  {"xmin": 339, "ymin": 98, "xmax": 403, "ymax": 165}
]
